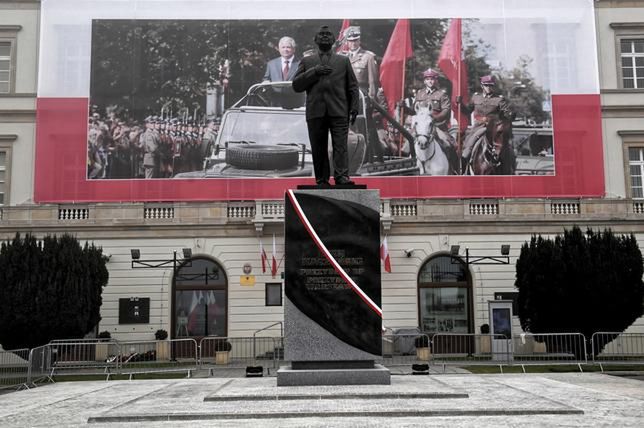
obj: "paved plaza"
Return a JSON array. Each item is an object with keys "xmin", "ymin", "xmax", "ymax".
[{"xmin": 0, "ymin": 373, "xmax": 643, "ymax": 427}]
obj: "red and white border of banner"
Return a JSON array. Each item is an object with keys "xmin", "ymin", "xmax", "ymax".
[{"xmin": 286, "ymin": 189, "xmax": 383, "ymax": 318}]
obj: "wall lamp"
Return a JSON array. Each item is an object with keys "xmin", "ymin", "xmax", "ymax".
[
  {"xmin": 450, "ymin": 245, "xmax": 511, "ymax": 265},
  {"xmin": 130, "ymin": 248, "xmax": 193, "ymax": 271}
]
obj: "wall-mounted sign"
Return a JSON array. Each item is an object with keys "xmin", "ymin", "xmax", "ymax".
[
  {"xmin": 118, "ymin": 297, "xmax": 150, "ymax": 324},
  {"xmin": 240, "ymin": 275, "xmax": 255, "ymax": 286}
]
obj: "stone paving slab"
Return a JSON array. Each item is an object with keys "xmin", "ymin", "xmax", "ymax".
[{"xmin": 0, "ymin": 373, "xmax": 642, "ymax": 427}]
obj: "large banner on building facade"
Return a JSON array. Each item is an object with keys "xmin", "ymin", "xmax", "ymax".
[{"xmin": 35, "ymin": 0, "xmax": 603, "ymax": 201}]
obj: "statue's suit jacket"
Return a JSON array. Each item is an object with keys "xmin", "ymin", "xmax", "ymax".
[
  {"xmin": 292, "ymin": 52, "xmax": 359, "ymax": 120},
  {"xmin": 263, "ymin": 56, "xmax": 300, "ymax": 82}
]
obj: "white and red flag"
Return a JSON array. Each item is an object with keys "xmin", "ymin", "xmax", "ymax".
[
  {"xmin": 271, "ymin": 234, "xmax": 278, "ymax": 277},
  {"xmin": 380, "ymin": 236, "xmax": 392, "ymax": 273},
  {"xmin": 259, "ymin": 239, "xmax": 268, "ymax": 273},
  {"xmin": 336, "ymin": 19, "xmax": 351, "ymax": 53}
]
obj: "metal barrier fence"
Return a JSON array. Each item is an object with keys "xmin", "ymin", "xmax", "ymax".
[
  {"xmin": 116, "ymin": 338, "xmax": 198, "ymax": 377},
  {"xmin": 27, "ymin": 344, "xmax": 53, "ymax": 386},
  {"xmin": 47, "ymin": 340, "xmax": 122, "ymax": 377},
  {"xmin": 199, "ymin": 336, "xmax": 281, "ymax": 369},
  {"xmin": 432, "ymin": 334, "xmax": 512, "ymax": 369},
  {"xmin": 380, "ymin": 333, "xmax": 432, "ymax": 367},
  {"xmin": 5, "ymin": 330, "xmax": 644, "ymax": 389},
  {"xmin": 432, "ymin": 333, "xmax": 587, "ymax": 371},
  {"xmin": 592, "ymin": 332, "xmax": 644, "ymax": 366},
  {"xmin": 509, "ymin": 333, "xmax": 587, "ymax": 370},
  {"xmin": 0, "ymin": 348, "xmax": 29, "ymax": 390}
]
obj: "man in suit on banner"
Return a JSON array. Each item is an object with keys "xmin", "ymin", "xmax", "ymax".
[
  {"xmin": 264, "ymin": 36, "xmax": 300, "ymax": 82},
  {"xmin": 292, "ymin": 25, "xmax": 359, "ymax": 186}
]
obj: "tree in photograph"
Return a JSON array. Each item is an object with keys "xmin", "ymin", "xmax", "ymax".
[
  {"xmin": 515, "ymin": 226, "xmax": 644, "ymax": 356},
  {"xmin": 0, "ymin": 233, "xmax": 109, "ymax": 350}
]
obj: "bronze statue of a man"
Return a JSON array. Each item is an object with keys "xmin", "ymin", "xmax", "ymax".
[{"xmin": 292, "ymin": 25, "xmax": 359, "ymax": 186}]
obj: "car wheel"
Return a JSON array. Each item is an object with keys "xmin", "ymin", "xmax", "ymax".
[{"xmin": 225, "ymin": 144, "xmax": 300, "ymax": 170}]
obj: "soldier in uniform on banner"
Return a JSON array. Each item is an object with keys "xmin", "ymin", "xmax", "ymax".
[
  {"xmin": 413, "ymin": 68, "xmax": 460, "ymax": 174},
  {"xmin": 142, "ymin": 116, "xmax": 160, "ymax": 178},
  {"xmin": 342, "ymin": 26, "xmax": 384, "ymax": 164},
  {"xmin": 458, "ymin": 75, "xmax": 516, "ymax": 173}
]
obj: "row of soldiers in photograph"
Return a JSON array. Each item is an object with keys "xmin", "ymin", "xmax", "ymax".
[{"xmin": 87, "ymin": 113, "xmax": 219, "ymax": 179}]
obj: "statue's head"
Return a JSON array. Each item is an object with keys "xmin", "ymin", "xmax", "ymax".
[{"xmin": 314, "ymin": 25, "xmax": 335, "ymax": 50}]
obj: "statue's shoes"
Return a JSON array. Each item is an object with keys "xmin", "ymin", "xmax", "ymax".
[{"xmin": 334, "ymin": 177, "xmax": 355, "ymax": 186}]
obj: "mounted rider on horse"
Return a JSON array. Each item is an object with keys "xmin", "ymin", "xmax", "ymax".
[
  {"xmin": 458, "ymin": 75, "xmax": 516, "ymax": 175},
  {"xmin": 412, "ymin": 68, "xmax": 460, "ymax": 174}
]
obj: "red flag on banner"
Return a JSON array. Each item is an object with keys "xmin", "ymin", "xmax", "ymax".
[
  {"xmin": 336, "ymin": 19, "xmax": 351, "ymax": 53},
  {"xmin": 438, "ymin": 18, "xmax": 470, "ymax": 132},
  {"xmin": 380, "ymin": 19, "xmax": 413, "ymax": 116},
  {"xmin": 271, "ymin": 234, "xmax": 278, "ymax": 277},
  {"xmin": 380, "ymin": 236, "xmax": 392, "ymax": 273},
  {"xmin": 259, "ymin": 240, "xmax": 267, "ymax": 273}
]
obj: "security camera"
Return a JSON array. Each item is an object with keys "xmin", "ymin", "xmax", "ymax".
[{"xmin": 404, "ymin": 249, "xmax": 415, "ymax": 258}]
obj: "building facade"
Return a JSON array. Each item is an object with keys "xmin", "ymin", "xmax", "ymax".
[{"xmin": 0, "ymin": 0, "xmax": 643, "ymax": 343}]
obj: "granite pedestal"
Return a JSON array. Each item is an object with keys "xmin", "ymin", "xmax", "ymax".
[{"xmin": 278, "ymin": 188, "xmax": 389, "ymax": 386}]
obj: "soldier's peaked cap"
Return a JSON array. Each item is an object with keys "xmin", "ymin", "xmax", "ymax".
[
  {"xmin": 346, "ymin": 26, "xmax": 361, "ymax": 41},
  {"xmin": 423, "ymin": 68, "xmax": 440, "ymax": 78},
  {"xmin": 480, "ymin": 75, "xmax": 496, "ymax": 85}
]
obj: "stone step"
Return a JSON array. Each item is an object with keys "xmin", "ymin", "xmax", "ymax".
[{"xmin": 88, "ymin": 407, "xmax": 583, "ymax": 423}]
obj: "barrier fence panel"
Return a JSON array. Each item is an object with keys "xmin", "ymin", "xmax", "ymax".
[
  {"xmin": 199, "ymin": 336, "xmax": 281, "ymax": 369},
  {"xmin": 510, "ymin": 333, "xmax": 587, "ymax": 367},
  {"xmin": 117, "ymin": 339, "xmax": 198, "ymax": 375},
  {"xmin": 0, "ymin": 348, "xmax": 29, "ymax": 390},
  {"xmin": 27, "ymin": 345, "xmax": 53, "ymax": 385},
  {"xmin": 433, "ymin": 333, "xmax": 511, "ymax": 367},
  {"xmin": 48, "ymin": 340, "xmax": 121, "ymax": 377},
  {"xmin": 592, "ymin": 332, "xmax": 644, "ymax": 365},
  {"xmin": 380, "ymin": 333, "xmax": 432, "ymax": 367}
]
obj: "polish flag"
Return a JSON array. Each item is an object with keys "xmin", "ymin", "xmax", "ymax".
[
  {"xmin": 259, "ymin": 239, "xmax": 268, "ymax": 273},
  {"xmin": 271, "ymin": 234, "xmax": 278, "ymax": 277},
  {"xmin": 380, "ymin": 236, "xmax": 392, "ymax": 273},
  {"xmin": 336, "ymin": 19, "xmax": 351, "ymax": 53}
]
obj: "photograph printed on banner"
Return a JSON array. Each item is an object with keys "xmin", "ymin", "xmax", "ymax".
[{"xmin": 87, "ymin": 18, "xmax": 555, "ymax": 180}]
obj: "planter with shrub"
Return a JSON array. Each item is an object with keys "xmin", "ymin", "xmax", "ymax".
[
  {"xmin": 414, "ymin": 335, "xmax": 431, "ymax": 361},
  {"xmin": 479, "ymin": 324, "xmax": 491, "ymax": 354},
  {"xmin": 155, "ymin": 329, "xmax": 170, "ymax": 360},
  {"xmin": 214, "ymin": 339, "xmax": 232, "ymax": 365}
]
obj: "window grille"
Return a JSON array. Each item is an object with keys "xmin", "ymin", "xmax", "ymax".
[{"xmin": 620, "ymin": 38, "xmax": 644, "ymax": 89}]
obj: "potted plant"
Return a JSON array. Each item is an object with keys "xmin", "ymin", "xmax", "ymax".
[
  {"xmin": 95, "ymin": 330, "xmax": 111, "ymax": 362},
  {"xmin": 214, "ymin": 339, "xmax": 232, "ymax": 365},
  {"xmin": 414, "ymin": 335, "xmax": 431, "ymax": 361},
  {"xmin": 479, "ymin": 324, "xmax": 491, "ymax": 354},
  {"xmin": 154, "ymin": 329, "xmax": 170, "ymax": 361}
]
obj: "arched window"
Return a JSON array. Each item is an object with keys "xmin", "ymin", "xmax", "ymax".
[
  {"xmin": 417, "ymin": 254, "xmax": 472, "ymax": 334},
  {"xmin": 172, "ymin": 257, "xmax": 227, "ymax": 339}
]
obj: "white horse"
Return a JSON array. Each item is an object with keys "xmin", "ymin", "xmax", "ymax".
[{"xmin": 411, "ymin": 107, "xmax": 450, "ymax": 176}]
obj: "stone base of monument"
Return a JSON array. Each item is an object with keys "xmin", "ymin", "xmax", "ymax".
[
  {"xmin": 276, "ymin": 364, "xmax": 390, "ymax": 386},
  {"xmin": 277, "ymin": 294, "xmax": 391, "ymax": 386}
]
